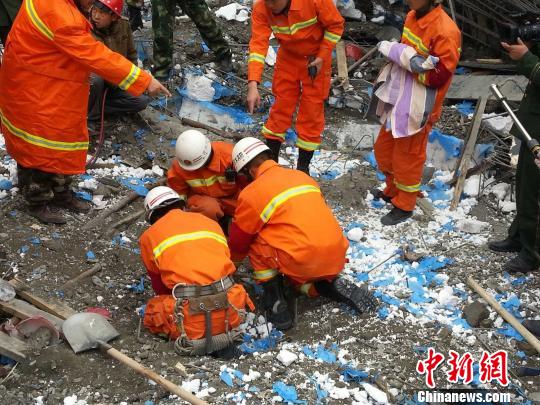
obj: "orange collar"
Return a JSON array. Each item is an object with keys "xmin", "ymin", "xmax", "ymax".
[
  {"xmin": 254, "ymin": 160, "xmax": 278, "ymax": 178},
  {"xmin": 206, "ymin": 142, "xmax": 224, "ymax": 172},
  {"xmin": 412, "ymin": 5, "xmax": 442, "ymax": 29}
]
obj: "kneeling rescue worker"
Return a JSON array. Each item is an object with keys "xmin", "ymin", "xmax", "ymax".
[
  {"xmin": 140, "ymin": 186, "xmax": 254, "ymax": 357},
  {"xmin": 228, "ymin": 138, "xmax": 377, "ymax": 331},
  {"xmin": 167, "ymin": 130, "xmax": 240, "ymax": 230}
]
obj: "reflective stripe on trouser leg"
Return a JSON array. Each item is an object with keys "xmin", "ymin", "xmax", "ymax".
[
  {"xmin": 391, "ymin": 125, "xmax": 431, "ymax": 211},
  {"xmin": 373, "ymin": 126, "xmax": 398, "ymax": 198},
  {"xmin": 253, "ymin": 268, "xmax": 279, "ymax": 283},
  {"xmin": 299, "ymin": 282, "xmax": 318, "ymax": 297}
]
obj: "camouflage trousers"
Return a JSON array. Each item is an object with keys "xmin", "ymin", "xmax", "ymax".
[
  {"xmin": 17, "ymin": 164, "xmax": 73, "ymax": 206},
  {"xmin": 152, "ymin": 0, "xmax": 230, "ymax": 77}
]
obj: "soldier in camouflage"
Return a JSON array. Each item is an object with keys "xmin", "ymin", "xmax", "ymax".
[
  {"xmin": 151, "ymin": 0, "xmax": 232, "ymax": 79},
  {"xmin": 126, "ymin": 0, "xmax": 144, "ymax": 31}
]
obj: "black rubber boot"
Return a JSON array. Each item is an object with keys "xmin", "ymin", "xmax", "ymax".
[
  {"xmin": 370, "ymin": 188, "xmax": 392, "ymax": 203},
  {"xmin": 380, "ymin": 206, "xmax": 413, "ymax": 226},
  {"xmin": 314, "ymin": 277, "xmax": 378, "ymax": 314},
  {"xmin": 261, "ymin": 276, "xmax": 293, "ymax": 331},
  {"xmin": 297, "ymin": 149, "xmax": 314, "ymax": 175},
  {"xmin": 266, "ymin": 139, "xmax": 282, "ymax": 162},
  {"xmin": 522, "ymin": 320, "xmax": 540, "ymax": 338},
  {"xmin": 488, "ymin": 238, "xmax": 521, "ymax": 253}
]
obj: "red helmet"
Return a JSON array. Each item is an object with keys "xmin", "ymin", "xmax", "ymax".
[{"xmin": 95, "ymin": 0, "xmax": 123, "ymax": 16}]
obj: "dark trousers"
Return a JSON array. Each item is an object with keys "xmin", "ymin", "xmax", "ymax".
[
  {"xmin": 17, "ymin": 164, "xmax": 72, "ymax": 206},
  {"xmin": 88, "ymin": 75, "xmax": 150, "ymax": 122},
  {"xmin": 508, "ymin": 143, "xmax": 540, "ymax": 267}
]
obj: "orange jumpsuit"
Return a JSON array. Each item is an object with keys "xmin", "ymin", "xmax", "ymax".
[
  {"xmin": 373, "ymin": 5, "xmax": 461, "ymax": 211},
  {"xmin": 248, "ymin": 0, "xmax": 344, "ymax": 152},
  {"xmin": 140, "ymin": 209, "xmax": 254, "ymax": 339},
  {"xmin": 167, "ymin": 142, "xmax": 239, "ymax": 221},
  {"xmin": 229, "ymin": 160, "xmax": 348, "ymax": 296},
  {"xmin": 0, "ymin": 0, "xmax": 151, "ymax": 175}
]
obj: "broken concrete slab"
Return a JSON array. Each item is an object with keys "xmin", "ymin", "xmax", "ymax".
[
  {"xmin": 446, "ymin": 75, "xmax": 528, "ymax": 102},
  {"xmin": 463, "ymin": 301, "xmax": 490, "ymax": 327}
]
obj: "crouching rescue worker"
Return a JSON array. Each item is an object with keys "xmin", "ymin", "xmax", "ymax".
[
  {"xmin": 140, "ymin": 186, "xmax": 255, "ymax": 357},
  {"xmin": 228, "ymin": 138, "xmax": 377, "ymax": 331},
  {"xmin": 168, "ymin": 130, "xmax": 240, "ymax": 231},
  {"xmin": 372, "ymin": 0, "xmax": 461, "ymax": 225},
  {"xmin": 88, "ymin": 0, "xmax": 150, "ymax": 128},
  {"xmin": 246, "ymin": 0, "xmax": 344, "ymax": 173},
  {"xmin": 0, "ymin": 0, "xmax": 170, "ymax": 224}
]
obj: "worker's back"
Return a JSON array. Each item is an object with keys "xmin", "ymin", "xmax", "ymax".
[{"xmin": 235, "ymin": 160, "xmax": 348, "ymax": 280}]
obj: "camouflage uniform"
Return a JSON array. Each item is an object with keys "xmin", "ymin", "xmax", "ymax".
[
  {"xmin": 17, "ymin": 164, "xmax": 73, "ymax": 207},
  {"xmin": 152, "ymin": 0, "xmax": 230, "ymax": 78},
  {"xmin": 0, "ymin": 0, "xmax": 22, "ymax": 45}
]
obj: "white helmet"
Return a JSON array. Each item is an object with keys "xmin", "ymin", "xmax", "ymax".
[
  {"xmin": 175, "ymin": 130, "xmax": 212, "ymax": 171},
  {"xmin": 144, "ymin": 186, "xmax": 183, "ymax": 222},
  {"xmin": 232, "ymin": 137, "xmax": 270, "ymax": 172}
]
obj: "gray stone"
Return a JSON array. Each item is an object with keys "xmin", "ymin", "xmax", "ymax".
[{"xmin": 463, "ymin": 301, "xmax": 490, "ymax": 327}]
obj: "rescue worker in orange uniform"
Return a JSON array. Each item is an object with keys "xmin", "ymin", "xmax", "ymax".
[
  {"xmin": 140, "ymin": 186, "xmax": 254, "ymax": 357},
  {"xmin": 0, "ymin": 0, "xmax": 170, "ymax": 224},
  {"xmin": 246, "ymin": 0, "xmax": 344, "ymax": 174},
  {"xmin": 228, "ymin": 137, "xmax": 377, "ymax": 331},
  {"xmin": 167, "ymin": 130, "xmax": 240, "ymax": 231},
  {"xmin": 372, "ymin": 0, "xmax": 461, "ymax": 225}
]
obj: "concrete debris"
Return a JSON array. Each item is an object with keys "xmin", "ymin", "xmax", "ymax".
[{"xmin": 463, "ymin": 301, "xmax": 490, "ymax": 328}]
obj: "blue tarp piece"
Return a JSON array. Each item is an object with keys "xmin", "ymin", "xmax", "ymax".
[
  {"xmin": 378, "ymin": 306, "xmax": 390, "ymax": 320},
  {"xmin": 501, "ymin": 295, "xmax": 522, "ymax": 320},
  {"xmin": 128, "ymin": 276, "xmax": 145, "ymax": 293},
  {"xmin": 516, "ymin": 351, "xmax": 527, "ymax": 359},
  {"xmin": 285, "ymin": 129, "xmax": 297, "ymax": 146},
  {"xmin": 272, "ymin": 382, "xmax": 306, "ymax": 404},
  {"xmin": 146, "ymin": 150, "xmax": 156, "ymax": 161},
  {"xmin": 220, "ymin": 370, "xmax": 234, "ymax": 387},
  {"xmin": 138, "ymin": 305, "xmax": 146, "ymax": 317},
  {"xmin": 371, "ymin": 199, "xmax": 386, "ymax": 209},
  {"xmin": 404, "ymin": 303, "xmax": 423, "ymax": 316},
  {"xmin": 0, "ymin": 356, "xmax": 16, "ymax": 366},
  {"xmin": 19, "ymin": 245, "xmax": 29, "ymax": 254},
  {"xmin": 0, "ymin": 179, "xmax": 13, "ymax": 190},
  {"xmin": 302, "ymin": 344, "xmax": 337, "ymax": 363},
  {"xmin": 341, "ymin": 367, "xmax": 369, "ymax": 383},
  {"xmin": 354, "ymin": 272, "xmax": 369, "ymax": 282},
  {"xmin": 363, "ymin": 151, "xmax": 386, "ymax": 181},
  {"xmin": 455, "ymin": 67, "xmax": 471, "ymax": 75},
  {"xmin": 452, "ymin": 318, "xmax": 472, "ymax": 330},
  {"xmin": 374, "ymin": 291, "xmax": 401, "ymax": 307},
  {"xmin": 425, "ymin": 179, "xmax": 451, "ymax": 202},
  {"xmin": 239, "ymin": 329, "xmax": 283, "ymax": 353},
  {"xmin": 29, "ymin": 237, "xmax": 40, "ymax": 245},
  {"xmin": 86, "ymin": 251, "xmax": 96, "ymax": 261},
  {"xmin": 456, "ymin": 101, "xmax": 475, "ymax": 116},
  {"xmin": 201, "ymin": 42, "xmax": 210, "ymax": 53},
  {"xmin": 429, "ymin": 129, "xmax": 462, "ymax": 159},
  {"xmin": 353, "ymin": 244, "xmax": 375, "ymax": 256},
  {"xmin": 439, "ymin": 221, "xmax": 455, "ymax": 233},
  {"xmin": 345, "ymin": 222, "xmax": 365, "ymax": 231},
  {"xmin": 263, "ymin": 81, "xmax": 272, "ymax": 88},
  {"xmin": 118, "ymin": 177, "xmax": 153, "ymax": 196},
  {"xmin": 135, "ymin": 40, "xmax": 148, "ymax": 61},
  {"xmin": 75, "ymin": 191, "xmax": 93, "ymax": 201},
  {"xmin": 417, "ymin": 256, "xmax": 452, "ymax": 272},
  {"xmin": 372, "ymin": 277, "xmax": 395, "ymax": 288},
  {"xmin": 212, "ymin": 81, "xmax": 237, "ymax": 100},
  {"xmin": 133, "ymin": 128, "xmax": 147, "ymax": 145}
]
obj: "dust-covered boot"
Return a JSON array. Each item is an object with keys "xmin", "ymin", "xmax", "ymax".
[
  {"xmin": 261, "ymin": 276, "xmax": 293, "ymax": 331},
  {"xmin": 297, "ymin": 149, "xmax": 314, "ymax": 175},
  {"xmin": 216, "ymin": 50, "xmax": 234, "ymax": 73},
  {"xmin": 266, "ymin": 139, "xmax": 282, "ymax": 163},
  {"xmin": 28, "ymin": 204, "xmax": 67, "ymax": 225},
  {"xmin": 380, "ymin": 206, "xmax": 413, "ymax": 226},
  {"xmin": 52, "ymin": 190, "xmax": 91, "ymax": 213},
  {"xmin": 315, "ymin": 277, "xmax": 378, "ymax": 314}
]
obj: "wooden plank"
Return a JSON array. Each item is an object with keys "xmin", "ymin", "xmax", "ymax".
[
  {"xmin": 0, "ymin": 299, "xmax": 64, "ymax": 329},
  {"xmin": 335, "ymin": 41, "xmax": 349, "ymax": 88},
  {"xmin": 8, "ymin": 278, "xmax": 76, "ymax": 320},
  {"xmin": 450, "ymin": 96, "xmax": 488, "ymax": 211},
  {"xmin": 0, "ymin": 332, "xmax": 29, "ymax": 363}
]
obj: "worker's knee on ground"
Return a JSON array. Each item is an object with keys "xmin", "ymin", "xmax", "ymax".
[
  {"xmin": 143, "ymin": 295, "xmax": 179, "ymax": 339},
  {"xmin": 187, "ymin": 195, "xmax": 224, "ymax": 221},
  {"xmin": 133, "ymin": 95, "xmax": 151, "ymax": 113}
]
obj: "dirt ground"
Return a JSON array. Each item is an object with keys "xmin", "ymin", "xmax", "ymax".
[{"xmin": 1, "ymin": 7, "xmax": 540, "ymax": 405}]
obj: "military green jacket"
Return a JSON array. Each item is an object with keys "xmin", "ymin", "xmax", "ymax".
[
  {"xmin": 92, "ymin": 18, "xmax": 138, "ymax": 65},
  {"xmin": 0, "ymin": 0, "xmax": 22, "ymax": 27},
  {"xmin": 516, "ymin": 44, "xmax": 540, "ymax": 139}
]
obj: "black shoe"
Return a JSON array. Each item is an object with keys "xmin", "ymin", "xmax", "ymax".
[
  {"xmin": 522, "ymin": 320, "xmax": 540, "ymax": 339},
  {"xmin": 488, "ymin": 238, "xmax": 521, "ymax": 253},
  {"xmin": 315, "ymin": 278, "xmax": 378, "ymax": 314},
  {"xmin": 381, "ymin": 206, "xmax": 413, "ymax": 226},
  {"xmin": 297, "ymin": 149, "xmax": 314, "ymax": 175},
  {"xmin": 261, "ymin": 277, "xmax": 293, "ymax": 331},
  {"xmin": 215, "ymin": 51, "xmax": 233, "ymax": 72},
  {"xmin": 266, "ymin": 139, "xmax": 282, "ymax": 162},
  {"xmin": 370, "ymin": 188, "xmax": 392, "ymax": 203},
  {"xmin": 503, "ymin": 256, "xmax": 538, "ymax": 274}
]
